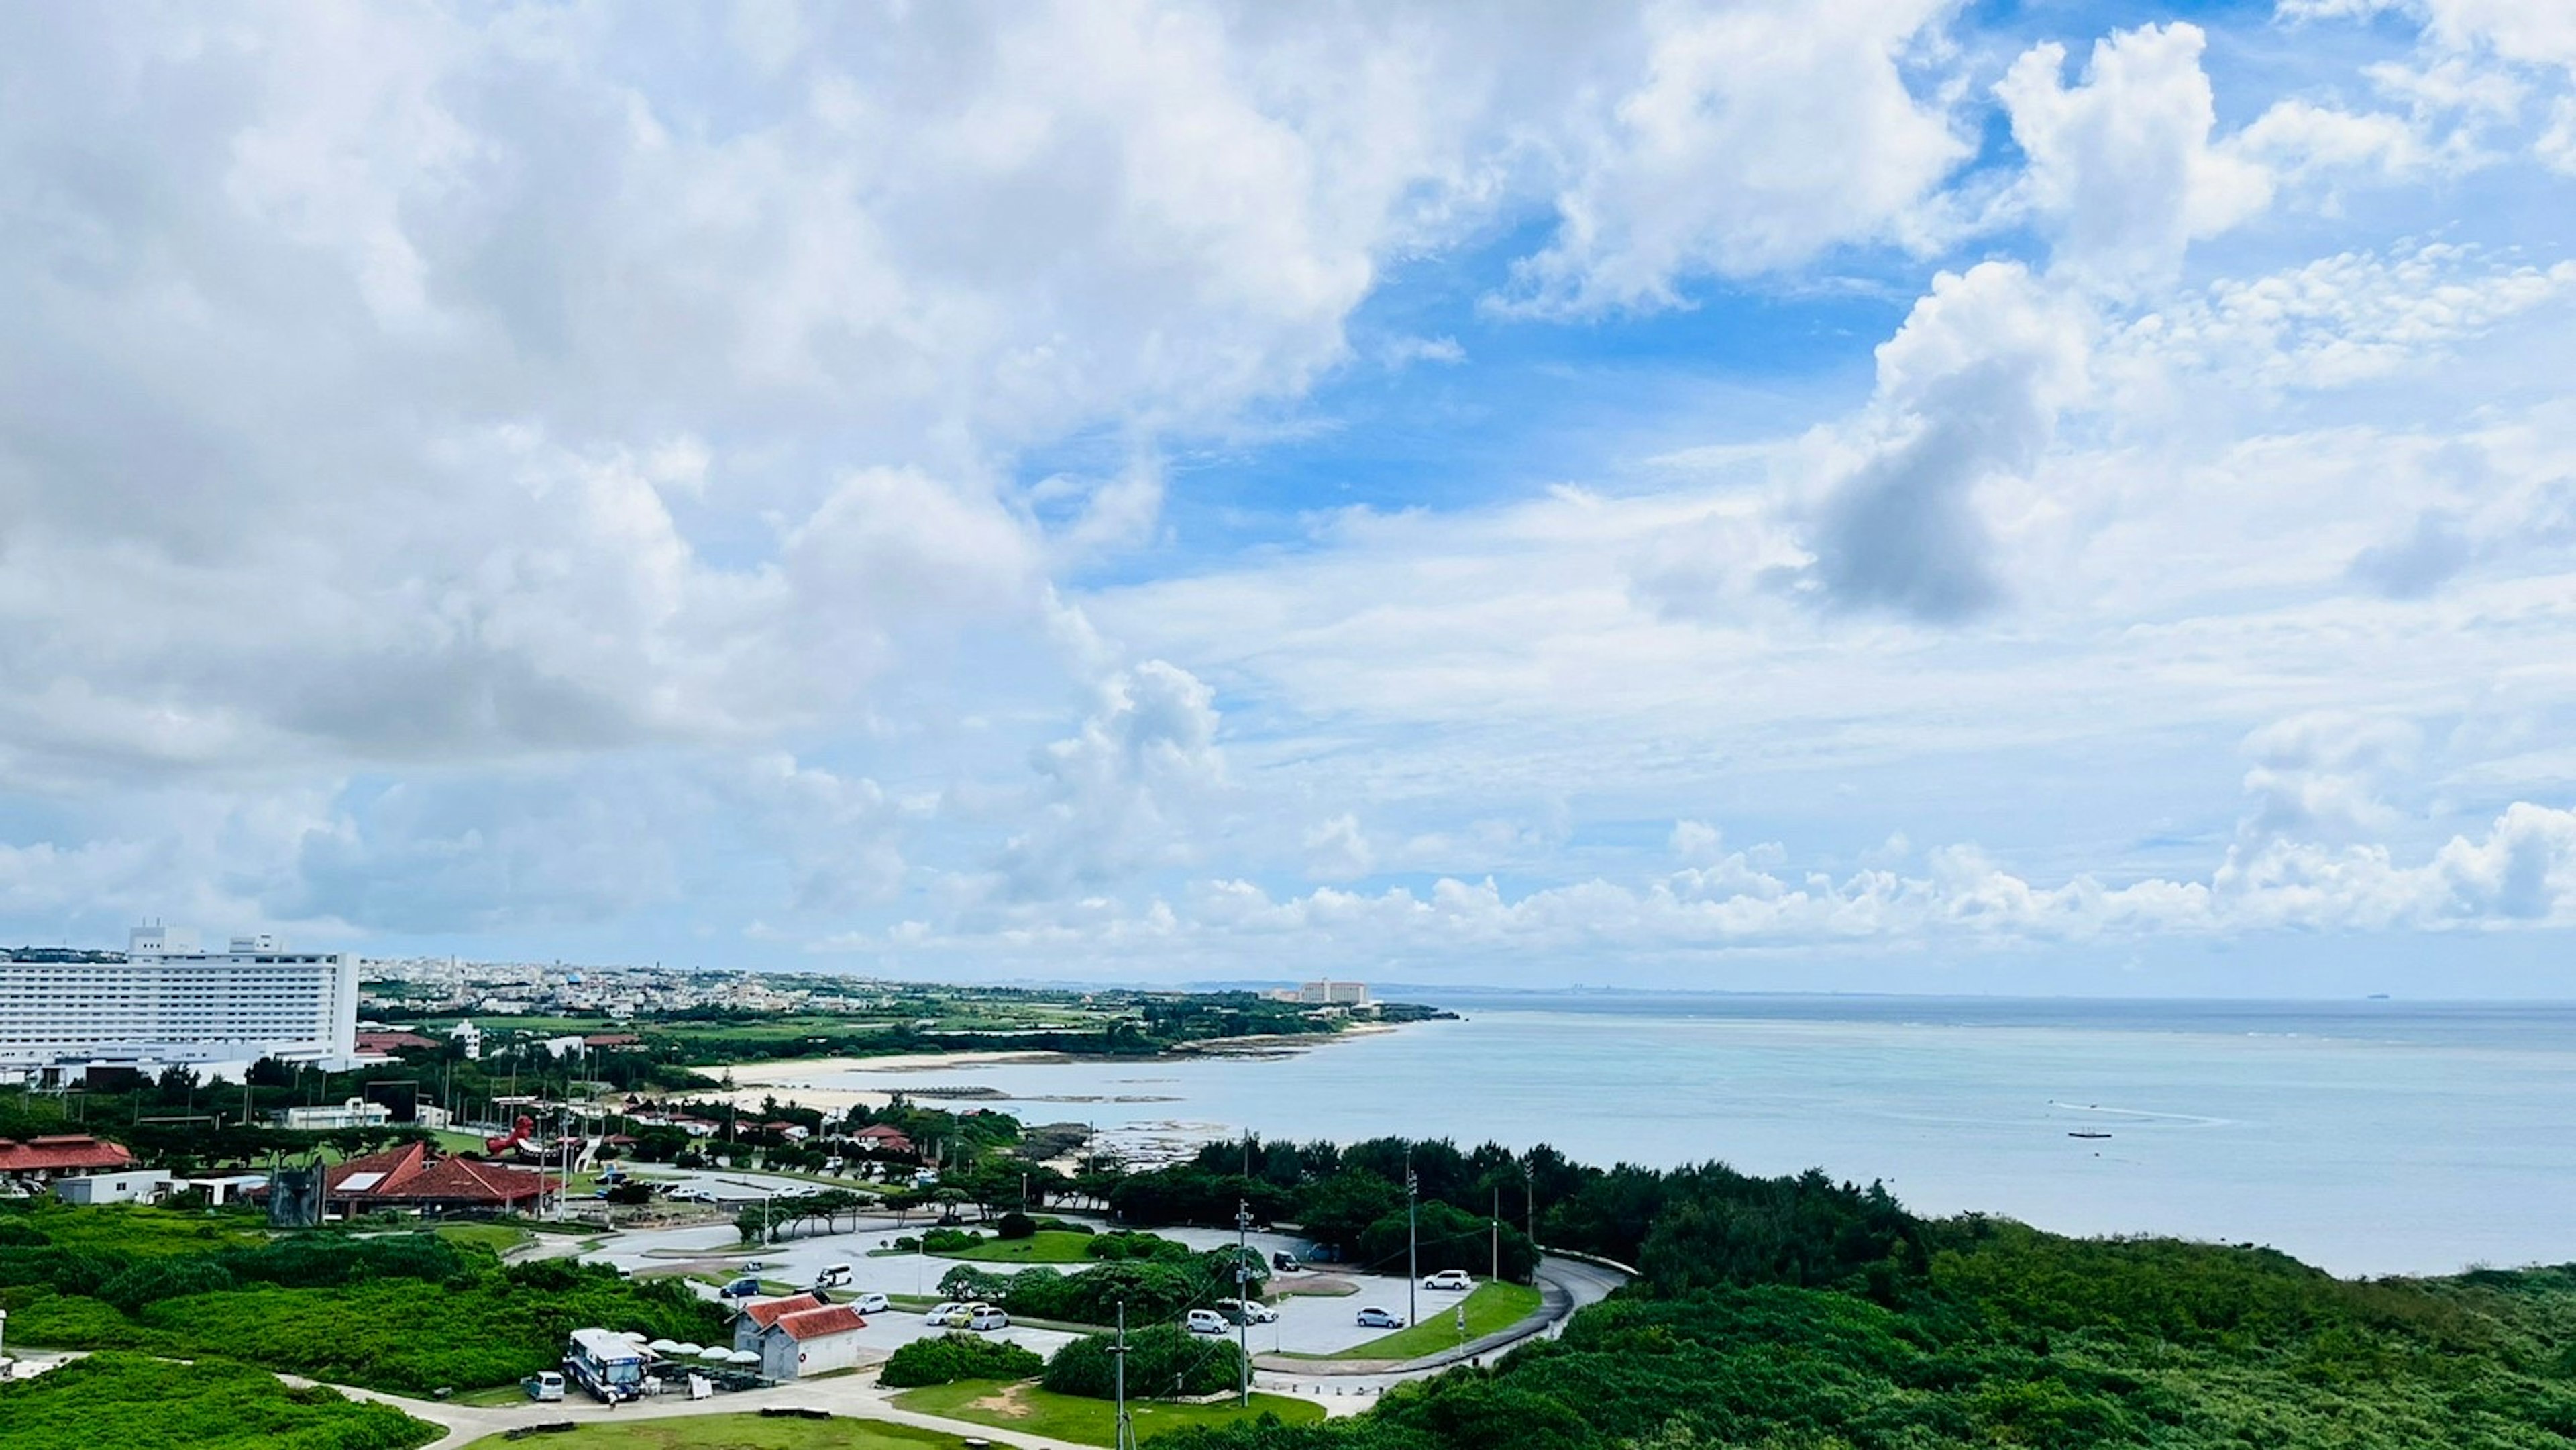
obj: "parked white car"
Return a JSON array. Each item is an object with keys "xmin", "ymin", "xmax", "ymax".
[
  {"xmin": 1185, "ymin": 1308, "xmax": 1230, "ymax": 1335},
  {"xmin": 1421, "ymin": 1269, "xmax": 1474, "ymax": 1291},
  {"xmin": 849, "ymin": 1292, "xmax": 890, "ymax": 1314},
  {"xmin": 967, "ymin": 1306, "xmax": 1011, "ymax": 1331},
  {"xmin": 1355, "ymin": 1306, "xmax": 1404, "ymax": 1329},
  {"xmin": 923, "ymin": 1300, "xmax": 965, "ymax": 1324},
  {"xmin": 1214, "ymin": 1297, "xmax": 1278, "ymax": 1324}
]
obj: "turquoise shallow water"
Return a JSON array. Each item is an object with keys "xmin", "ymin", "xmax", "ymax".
[{"xmin": 771, "ymin": 994, "xmax": 2576, "ymax": 1277}]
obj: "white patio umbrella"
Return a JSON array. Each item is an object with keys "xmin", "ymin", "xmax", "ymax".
[
  {"xmin": 673, "ymin": 1343, "xmax": 705, "ymax": 1357},
  {"xmin": 727, "ymin": 1349, "xmax": 761, "ymax": 1365},
  {"xmin": 696, "ymin": 1345, "xmax": 733, "ymax": 1361},
  {"xmin": 649, "ymin": 1339, "xmax": 681, "ymax": 1353}
]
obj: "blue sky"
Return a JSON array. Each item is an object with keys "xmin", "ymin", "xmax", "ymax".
[{"xmin": 2, "ymin": 0, "xmax": 2574, "ymax": 994}]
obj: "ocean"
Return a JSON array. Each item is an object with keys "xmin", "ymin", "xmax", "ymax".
[{"xmin": 741, "ymin": 992, "xmax": 2576, "ymax": 1278}]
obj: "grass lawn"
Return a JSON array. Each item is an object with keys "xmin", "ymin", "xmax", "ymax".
[
  {"xmin": 1280, "ymin": 1281, "xmax": 1543, "ymax": 1362},
  {"xmin": 433, "ymin": 1221, "xmax": 534, "ymax": 1256},
  {"xmin": 459, "ymin": 1414, "xmax": 959, "ymax": 1448},
  {"xmin": 937, "ymin": 1229, "xmax": 1099, "ymax": 1263},
  {"xmin": 893, "ymin": 1379, "xmax": 1325, "ymax": 1445}
]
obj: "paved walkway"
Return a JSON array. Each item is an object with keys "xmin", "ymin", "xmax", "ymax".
[{"xmin": 324, "ymin": 1374, "xmax": 1104, "ymax": 1450}]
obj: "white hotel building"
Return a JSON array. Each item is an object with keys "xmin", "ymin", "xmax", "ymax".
[{"xmin": 0, "ymin": 925, "xmax": 360, "ymax": 1080}]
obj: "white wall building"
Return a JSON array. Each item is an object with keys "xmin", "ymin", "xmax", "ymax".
[
  {"xmin": 0, "ymin": 927, "xmax": 361, "ymax": 1076},
  {"xmin": 270, "ymin": 1098, "xmax": 392, "ymax": 1131},
  {"xmin": 52, "ymin": 1170, "xmax": 172, "ymax": 1205}
]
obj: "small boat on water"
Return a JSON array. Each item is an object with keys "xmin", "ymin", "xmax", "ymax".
[{"xmin": 2068, "ymin": 1130, "xmax": 2113, "ymax": 1139}]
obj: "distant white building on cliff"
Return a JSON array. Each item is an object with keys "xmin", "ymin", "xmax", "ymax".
[{"xmin": 1271, "ymin": 980, "xmax": 1369, "ymax": 1006}]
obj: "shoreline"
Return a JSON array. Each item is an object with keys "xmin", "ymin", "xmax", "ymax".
[{"xmin": 702, "ymin": 1020, "xmax": 1403, "ymax": 1115}]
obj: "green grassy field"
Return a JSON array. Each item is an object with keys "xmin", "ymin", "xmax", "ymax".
[
  {"xmin": 892, "ymin": 1380, "xmax": 1325, "ymax": 1445},
  {"xmin": 459, "ymin": 1414, "xmax": 961, "ymax": 1448},
  {"xmin": 1281, "ymin": 1281, "xmax": 1542, "ymax": 1362},
  {"xmin": 432, "ymin": 1221, "xmax": 534, "ymax": 1255},
  {"xmin": 936, "ymin": 1229, "xmax": 1099, "ymax": 1263}
]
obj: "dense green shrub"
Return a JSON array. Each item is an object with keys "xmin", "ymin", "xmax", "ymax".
[
  {"xmin": 1044, "ymin": 1323, "xmax": 1244, "ymax": 1400},
  {"xmin": 878, "ymin": 1331, "xmax": 1044, "ymax": 1387},
  {"xmin": 1085, "ymin": 1229, "xmax": 1191, "ymax": 1261},
  {"xmin": 0, "ymin": 1351, "xmax": 437, "ymax": 1450},
  {"xmin": 923, "ymin": 1226, "xmax": 985, "ymax": 1253},
  {"xmin": 996, "ymin": 1211, "xmax": 1038, "ymax": 1240},
  {"xmin": 0, "ymin": 1220, "xmax": 724, "ymax": 1396}
]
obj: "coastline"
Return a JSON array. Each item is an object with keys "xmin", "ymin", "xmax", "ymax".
[{"xmin": 702, "ymin": 1019, "xmax": 1402, "ymax": 1115}]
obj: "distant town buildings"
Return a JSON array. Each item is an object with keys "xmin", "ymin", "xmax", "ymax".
[
  {"xmin": 0, "ymin": 925, "xmax": 360, "ymax": 1083},
  {"xmin": 1271, "ymin": 980, "xmax": 1370, "ymax": 1006}
]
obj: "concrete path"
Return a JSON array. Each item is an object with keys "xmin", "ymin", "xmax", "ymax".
[{"xmin": 318, "ymin": 1374, "xmax": 1103, "ymax": 1450}]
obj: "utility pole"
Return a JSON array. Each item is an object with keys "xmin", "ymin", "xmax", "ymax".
[
  {"xmin": 1112, "ymin": 1300, "xmax": 1136, "ymax": 1450},
  {"xmin": 1405, "ymin": 1149, "xmax": 1419, "ymax": 1329},
  {"xmin": 1491, "ymin": 1183, "xmax": 1499, "ymax": 1283},
  {"xmin": 1235, "ymin": 1198, "xmax": 1252, "ymax": 1408},
  {"xmin": 1522, "ymin": 1159, "xmax": 1536, "ymax": 1255}
]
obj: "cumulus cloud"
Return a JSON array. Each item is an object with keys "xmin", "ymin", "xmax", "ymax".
[
  {"xmin": 1997, "ymin": 23, "xmax": 2274, "ymax": 287},
  {"xmin": 843, "ymin": 796, "xmax": 2576, "ymax": 970},
  {"xmin": 1501, "ymin": 0, "xmax": 1968, "ymax": 314},
  {"xmin": 1801, "ymin": 261, "xmax": 2090, "ymax": 619},
  {"xmin": 1303, "ymin": 814, "xmax": 1377, "ymax": 881},
  {"xmin": 994, "ymin": 660, "xmax": 1228, "ymax": 900}
]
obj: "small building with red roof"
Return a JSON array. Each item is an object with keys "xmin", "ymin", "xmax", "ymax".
[
  {"xmin": 750, "ymin": 1302, "xmax": 869, "ymax": 1380},
  {"xmin": 0, "ymin": 1134, "xmax": 135, "ymax": 1184},
  {"xmin": 731, "ymin": 1291, "xmax": 828, "ymax": 1350},
  {"xmin": 849, "ymin": 1124, "xmax": 914, "ymax": 1155}
]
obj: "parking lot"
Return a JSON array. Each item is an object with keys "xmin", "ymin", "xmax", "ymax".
[{"xmin": 582, "ymin": 1215, "xmax": 1487, "ymax": 1362}]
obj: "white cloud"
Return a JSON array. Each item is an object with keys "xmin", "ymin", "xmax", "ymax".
[
  {"xmin": 845, "ymin": 796, "xmax": 2576, "ymax": 971},
  {"xmin": 1501, "ymin": 0, "xmax": 1969, "ymax": 315},
  {"xmin": 1799, "ymin": 261, "xmax": 2091, "ymax": 618},
  {"xmin": 993, "ymin": 660, "xmax": 1228, "ymax": 900},
  {"xmin": 1996, "ymin": 23, "xmax": 2275, "ymax": 287},
  {"xmin": 1303, "ymin": 814, "xmax": 1377, "ymax": 881},
  {"xmin": 2110, "ymin": 243, "xmax": 2576, "ymax": 391}
]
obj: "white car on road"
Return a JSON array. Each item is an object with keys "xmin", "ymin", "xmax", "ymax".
[
  {"xmin": 1421, "ymin": 1269, "xmax": 1474, "ymax": 1291},
  {"xmin": 924, "ymin": 1300, "xmax": 964, "ymax": 1324},
  {"xmin": 849, "ymin": 1292, "xmax": 889, "ymax": 1314},
  {"xmin": 1214, "ymin": 1297, "xmax": 1277, "ymax": 1324},
  {"xmin": 1355, "ymin": 1306, "xmax": 1404, "ymax": 1329},
  {"xmin": 1184, "ymin": 1308, "xmax": 1229, "ymax": 1335}
]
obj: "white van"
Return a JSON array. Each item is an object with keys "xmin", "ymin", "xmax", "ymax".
[
  {"xmin": 522, "ymin": 1370, "xmax": 564, "ymax": 1402},
  {"xmin": 1185, "ymin": 1308, "xmax": 1228, "ymax": 1335},
  {"xmin": 816, "ymin": 1263, "xmax": 853, "ymax": 1288}
]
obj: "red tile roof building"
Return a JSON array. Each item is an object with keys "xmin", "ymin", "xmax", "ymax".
[
  {"xmin": 747, "ymin": 1298, "xmax": 870, "ymax": 1380},
  {"xmin": 354, "ymin": 1031, "xmax": 441, "ymax": 1053},
  {"xmin": 322, "ymin": 1142, "xmax": 555, "ymax": 1213},
  {"xmin": 737, "ymin": 1292, "xmax": 828, "ymax": 1333},
  {"xmin": 850, "ymin": 1124, "xmax": 914, "ymax": 1155},
  {"xmin": 773, "ymin": 1304, "xmax": 867, "ymax": 1339},
  {"xmin": 0, "ymin": 1135, "xmax": 135, "ymax": 1182}
]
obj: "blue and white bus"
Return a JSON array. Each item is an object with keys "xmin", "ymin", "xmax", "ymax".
[{"xmin": 564, "ymin": 1327, "xmax": 646, "ymax": 1403}]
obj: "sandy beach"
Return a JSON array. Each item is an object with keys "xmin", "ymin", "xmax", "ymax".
[{"xmin": 705, "ymin": 1025, "xmax": 1398, "ymax": 1115}]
